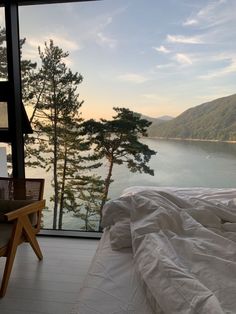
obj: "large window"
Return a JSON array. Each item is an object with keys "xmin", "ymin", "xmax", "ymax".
[{"xmin": 19, "ymin": 0, "xmax": 236, "ymax": 233}]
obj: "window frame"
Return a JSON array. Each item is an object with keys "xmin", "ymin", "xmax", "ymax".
[{"xmin": 17, "ymin": 0, "xmax": 99, "ymax": 5}]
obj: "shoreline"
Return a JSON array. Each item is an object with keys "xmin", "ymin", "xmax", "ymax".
[{"xmin": 147, "ymin": 137, "xmax": 236, "ymax": 144}]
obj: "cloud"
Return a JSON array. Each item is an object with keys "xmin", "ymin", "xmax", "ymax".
[
  {"xmin": 101, "ymin": 16, "xmax": 113, "ymax": 28},
  {"xmin": 184, "ymin": 0, "xmax": 234, "ymax": 30},
  {"xmin": 22, "ymin": 33, "xmax": 81, "ymax": 66},
  {"xmin": 153, "ymin": 45, "xmax": 170, "ymax": 53},
  {"xmin": 96, "ymin": 32, "xmax": 117, "ymax": 49},
  {"xmin": 156, "ymin": 63, "xmax": 175, "ymax": 69},
  {"xmin": 183, "ymin": 19, "xmax": 198, "ymax": 26},
  {"xmin": 167, "ymin": 34, "xmax": 203, "ymax": 44},
  {"xmin": 199, "ymin": 57, "xmax": 236, "ymax": 79},
  {"xmin": 49, "ymin": 35, "xmax": 80, "ymax": 51},
  {"xmin": 141, "ymin": 93, "xmax": 174, "ymax": 106},
  {"xmin": 117, "ymin": 73, "xmax": 148, "ymax": 84},
  {"xmin": 27, "ymin": 34, "xmax": 81, "ymax": 52},
  {"xmin": 174, "ymin": 53, "xmax": 193, "ymax": 65},
  {"xmin": 85, "ymin": 11, "xmax": 121, "ymax": 49},
  {"xmin": 197, "ymin": 0, "xmax": 226, "ymax": 19}
]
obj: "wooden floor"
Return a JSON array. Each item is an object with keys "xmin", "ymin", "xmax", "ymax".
[{"xmin": 0, "ymin": 236, "xmax": 99, "ymax": 314}]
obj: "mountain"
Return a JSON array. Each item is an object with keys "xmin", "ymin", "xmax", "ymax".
[
  {"xmin": 140, "ymin": 114, "xmax": 173, "ymax": 125},
  {"xmin": 157, "ymin": 115, "xmax": 173, "ymax": 121},
  {"xmin": 148, "ymin": 94, "xmax": 236, "ymax": 141}
]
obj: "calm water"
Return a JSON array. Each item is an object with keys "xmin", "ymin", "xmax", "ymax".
[
  {"xmin": 26, "ymin": 139, "xmax": 236, "ymax": 229},
  {"xmin": 111, "ymin": 139, "xmax": 236, "ymax": 193}
]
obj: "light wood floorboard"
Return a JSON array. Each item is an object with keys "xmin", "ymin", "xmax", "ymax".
[{"xmin": 0, "ymin": 236, "xmax": 99, "ymax": 314}]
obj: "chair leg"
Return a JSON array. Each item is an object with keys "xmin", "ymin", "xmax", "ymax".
[
  {"xmin": 0, "ymin": 222, "xmax": 23, "ymax": 298},
  {"xmin": 22, "ymin": 216, "xmax": 43, "ymax": 260}
]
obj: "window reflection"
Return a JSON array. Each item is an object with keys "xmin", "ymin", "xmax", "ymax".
[
  {"xmin": 0, "ymin": 6, "xmax": 7, "ymax": 81},
  {"xmin": 0, "ymin": 102, "xmax": 8, "ymax": 128},
  {"xmin": 0, "ymin": 144, "xmax": 8, "ymax": 177}
]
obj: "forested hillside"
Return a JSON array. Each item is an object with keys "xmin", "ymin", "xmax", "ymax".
[{"xmin": 148, "ymin": 94, "xmax": 236, "ymax": 141}]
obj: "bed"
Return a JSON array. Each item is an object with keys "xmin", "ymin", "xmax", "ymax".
[{"xmin": 71, "ymin": 186, "xmax": 236, "ymax": 314}]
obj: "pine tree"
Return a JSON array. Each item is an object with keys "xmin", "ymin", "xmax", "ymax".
[
  {"xmin": 28, "ymin": 40, "xmax": 101, "ymax": 229},
  {"xmin": 82, "ymin": 107, "xmax": 156, "ymax": 229},
  {"xmin": 67, "ymin": 175, "xmax": 104, "ymax": 231}
]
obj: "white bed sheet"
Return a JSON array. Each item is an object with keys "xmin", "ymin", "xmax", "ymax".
[
  {"xmin": 71, "ymin": 229, "xmax": 154, "ymax": 314},
  {"xmin": 72, "ymin": 186, "xmax": 236, "ymax": 314},
  {"xmin": 122, "ymin": 186, "xmax": 236, "ymax": 206}
]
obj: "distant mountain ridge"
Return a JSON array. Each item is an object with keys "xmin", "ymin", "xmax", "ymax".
[
  {"xmin": 157, "ymin": 115, "xmax": 173, "ymax": 121},
  {"xmin": 147, "ymin": 94, "xmax": 236, "ymax": 142},
  {"xmin": 140, "ymin": 114, "xmax": 173, "ymax": 125}
]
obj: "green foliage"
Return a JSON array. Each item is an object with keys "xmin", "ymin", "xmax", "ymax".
[
  {"xmin": 148, "ymin": 94, "xmax": 236, "ymax": 141},
  {"xmin": 82, "ymin": 107, "xmax": 156, "ymax": 224},
  {"xmin": 20, "ymin": 38, "xmax": 37, "ymax": 103},
  {"xmin": 25, "ymin": 40, "xmax": 103, "ymax": 230},
  {"xmin": 83, "ymin": 107, "xmax": 156, "ymax": 174},
  {"xmin": 69, "ymin": 175, "xmax": 104, "ymax": 231}
]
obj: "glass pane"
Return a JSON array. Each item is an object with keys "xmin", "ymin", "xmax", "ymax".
[
  {"xmin": 0, "ymin": 5, "xmax": 7, "ymax": 81},
  {"xmin": 0, "ymin": 102, "xmax": 8, "ymax": 128},
  {"xmin": 0, "ymin": 144, "xmax": 8, "ymax": 177},
  {"xmin": 19, "ymin": 1, "xmax": 236, "ymax": 233}
]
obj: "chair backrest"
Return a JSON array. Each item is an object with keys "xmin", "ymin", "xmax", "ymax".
[
  {"xmin": 0, "ymin": 178, "xmax": 45, "ymax": 297},
  {"xmin": 0, "ymin": 177, "xmax": 44, "ymax": 201}
]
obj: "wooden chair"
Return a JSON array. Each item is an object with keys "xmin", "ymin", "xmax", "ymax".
[{"xmin": 0, "ymin": 177, "xmax": 45, "ymax": 297}]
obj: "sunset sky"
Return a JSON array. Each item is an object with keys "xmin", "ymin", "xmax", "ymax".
[{"xmin": 16, "ymin": 0, "xmax": 236, "ymax": 119}]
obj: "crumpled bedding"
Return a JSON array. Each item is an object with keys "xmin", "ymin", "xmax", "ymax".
[
  {"xmin": 102, "ymin": 188, "xmax": 236, "ymax": 314},
  {"xmin": 71, "ymin": 229, "xmax": 154, "ymax": 314}
]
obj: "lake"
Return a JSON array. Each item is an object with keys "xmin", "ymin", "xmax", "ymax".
[{"xmin": 26, "ymin": 139, "xmax": 236, "ymax": 229}]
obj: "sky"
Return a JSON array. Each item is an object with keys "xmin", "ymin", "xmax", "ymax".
[{"xmin": 8, "ymin": 0, "xmax": 236, "ymax": 119}]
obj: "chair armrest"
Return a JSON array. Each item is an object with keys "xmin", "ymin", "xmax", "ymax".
[
  {"xmin": 0, "ymin": 200, "xmax": 33, "ymax": 222},
  {"xmin": 5, "ymin": 200, "xmax": 46, "ymax": 222}
]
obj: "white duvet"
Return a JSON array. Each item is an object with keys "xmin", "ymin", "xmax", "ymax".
[{"xmin": 102, "ymin": 188, "xmax": 236, "ymax": 314}]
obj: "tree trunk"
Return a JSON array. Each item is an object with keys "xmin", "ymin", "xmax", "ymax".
[
  {"xmin": 29, "ymin": 81, "xmax": 46, "ymax": 124},
  {"xmin": 52, "ymin": 96, "xmax": 58, "ymax": 229},
  {"xmin": 58, "ymin": 146, "xmax": 67, "ymax": 230},
  {"xmin": 98, "ymin": 159, "xmax": 114, "ymax": 231},
  {"xmin": 85, "ymin": 206, "xmax": 89, "ymax": 231}
]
